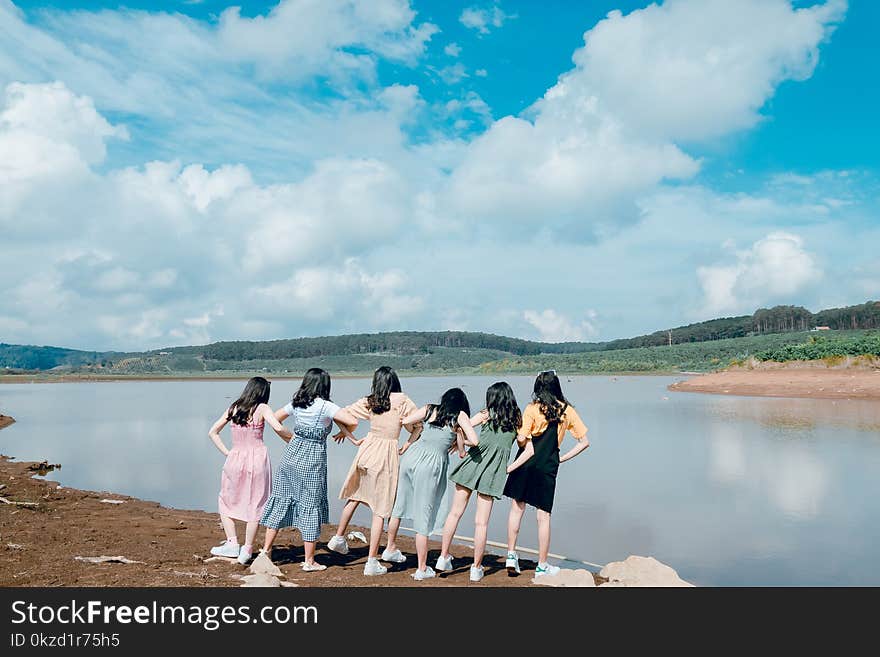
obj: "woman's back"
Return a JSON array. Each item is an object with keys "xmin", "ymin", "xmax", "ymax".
[{"xmin": 350, "ymin": 392, "xmax": 418, "ymax": 440}]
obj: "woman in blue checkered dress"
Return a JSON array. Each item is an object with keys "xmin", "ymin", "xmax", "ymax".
[{"xmin": 259, "ymin": 368, "xmax": 359, "ymax": 571}]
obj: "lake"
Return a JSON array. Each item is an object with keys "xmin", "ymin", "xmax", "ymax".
[{"xmin": 2, "ymin": 375, "xmax": 879, "ymax": 586}]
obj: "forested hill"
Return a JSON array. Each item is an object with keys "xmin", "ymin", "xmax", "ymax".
[{"xmin": 1, "ymin": 300, "xmax": 878, "ymax": 372}]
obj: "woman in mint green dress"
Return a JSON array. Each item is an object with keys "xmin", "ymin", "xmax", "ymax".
[
  {"xmin": 386, "ymin": 387, "xmax": 479, "ymax": 581},
  {"xmin": 435, "ymin": 382, "xmax": 532, "ymax": 583}
]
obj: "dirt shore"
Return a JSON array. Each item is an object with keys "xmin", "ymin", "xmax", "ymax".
[
  {"xmin": 669, "ymin": 367, "xmax": 880, "ymax": 400},
  {"xmin": 0, "ymin": 450, "xmax": 561, "ymax": 587}
]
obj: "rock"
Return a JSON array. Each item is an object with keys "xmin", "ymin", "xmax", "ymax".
[
  {"xmin": 74, "ymin": 555, "xmax": 144, "ymax": 565},
  {"xmin": 240, "ymin": 573, "xmax": 282, "ymax": 587},
  {"xmin": 346, "ymin": 531, "xmax": 368, "ymax": 544},
  {"xmin": 100, "ymin": 499, "xmax": 125, "ymax": 504},
  {"xmin": 249, "ymin": 551, "xmax": 284, "ymax": 577},
  {"xmin": 531, "ymin": 568, "xmax": 596, "ymax": 587},
  {"xmin": 599, "ymin": 555, "xmax": 693, "ymax": 587}
]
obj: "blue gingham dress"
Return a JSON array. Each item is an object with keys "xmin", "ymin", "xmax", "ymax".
[{"xmin": 260, "ymin": 398, "xmax": 339, "ymax": 541}]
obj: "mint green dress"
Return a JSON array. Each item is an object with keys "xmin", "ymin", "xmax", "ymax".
[{"xmin": 448, "ymin": 423, "xmax": 515, "ymax": 499}]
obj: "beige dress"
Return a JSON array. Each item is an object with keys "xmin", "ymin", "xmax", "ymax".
[{"xmin": 338, "ymin": 392, "xmax": 422, "ymax": 518}]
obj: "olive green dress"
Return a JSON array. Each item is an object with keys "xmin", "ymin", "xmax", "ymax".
[{"xmin": 448, "ymin": 423, "xmax": 515, "ymax": 499}]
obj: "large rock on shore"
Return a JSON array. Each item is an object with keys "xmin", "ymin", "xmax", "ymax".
[
  {"xmin": 599, "ymin": 555, "xmax": 693, "ymax": 587},
  {"xmin": 531, "ymin": 568, "xmax": 597, "ymax": 587}
]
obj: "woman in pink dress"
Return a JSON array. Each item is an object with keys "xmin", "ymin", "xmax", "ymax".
[{"xmin": 207, "ymin": 377, "xmax": 291, "ymax": 564}]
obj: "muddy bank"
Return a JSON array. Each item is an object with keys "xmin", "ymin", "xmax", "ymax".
[
  {"xmin": 0, "ymin": 455, "xmax": 559, "ymax": 587},
  {"xmin": 670, "ymin": 367, "xmax": 880, "ymax": 400},
  {"xmin": 0, "ymin": 415, "xmax": 14, "ymax": 430}
]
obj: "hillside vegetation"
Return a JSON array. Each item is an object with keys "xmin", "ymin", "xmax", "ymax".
[{"xmin": 2, "ymin": 301, "xmax": 878, "ymax": 376}]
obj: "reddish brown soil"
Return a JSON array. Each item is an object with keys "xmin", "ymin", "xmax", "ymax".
[
  {"xmin": 0, "ymin": 453, "xmax": 546, "ymax": 588},
  {"xmin": 669, "ymin": 368, "xmax": 880, "ymax": 400}
]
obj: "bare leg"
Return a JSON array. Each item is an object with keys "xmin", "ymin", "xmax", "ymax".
[
  {"xmin": 536, "ymin": 509, "xmax": 552, "ymax": 563},
  {"xmin": 244, "ymin": 521, "xmax": 259, "ymax": 550},
  {"xmin": 369, "ymin": 513, "xmax": 385, "ymax": 559},
  {"xmin": 386, "ymin": 517, "xmax": 402, "ymax": 552},
  {"xmin": 415, "ymin": 534, "xmax": 429, "ymax": 571},
  {"xmin": 262, "ymin": 528, "xmax": 278, "ymax": 554},
  {"xmin": 507, "ymin": 499, "xmax": 526, "ymax": 552},
  {"xmin": 219, "ymin": 514, "xmax": 238, "ymax": 543},
  {"xmin": 335, "ymin": 499, "xmax": 360, "ymax": 538},
  {"xmin": 440, "ymin": 485, "xmax": 472, "ymax": 559},
  {"xmin": 473, "ymin": 494, "xmax": 494, "ymax": 567},
  {"xmin": 304, "ymin": 540, "xmax": 317, "ymax": 565}
]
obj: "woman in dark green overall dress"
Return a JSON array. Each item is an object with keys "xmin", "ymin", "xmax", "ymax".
[{"xmin": 503, "ymin": 371, "xmax": 591, "ymax": 578}]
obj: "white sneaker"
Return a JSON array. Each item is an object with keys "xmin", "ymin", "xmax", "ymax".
[
  {"xmin": 237, "ymin": 546, "xmax": 253, "ymax": 565},
  {"xmin": 534, "ymin": 562, "xmax": 561, "ymax": 577},
  {"xmin": 301, "ymin": 561, "xmax": 327, "ymax": 572},
  {"xmin": 435, "ymin": 554, "xmax": 454, "ymax": 571},
  {"xmin": 469, "ymin": 565, "xmax": 485, "ymax": 582},
  {"xmin": 381, "ymin": 547, "xmax": 406, "ymax": 563},
  {"xmin": 411, "ymin": 566, "xmax": 436, "ymax": 581},
  {"xmin": 210, "ymin": 540, "xmax": 240, "ymax": 558},
  {"xmin": 327, "ymin": 535, "xmax": 349, "ymax": 555},
  {"xmin": 505, "ymin": 551, "xmax": 521, "ymax": 575},
  {"xmin": 363, "ymin": 557, "xmax": 387, "ymax": 576}
]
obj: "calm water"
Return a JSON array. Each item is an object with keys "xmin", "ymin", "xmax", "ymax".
[{"xmin": 2, "ymin": 376, "xmax": 879, "ymax": 586}]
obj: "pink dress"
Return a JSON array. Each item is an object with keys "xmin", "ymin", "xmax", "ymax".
[{"xmin": 218, "ymin": 418, "xmax": 271, "ymax": 522}]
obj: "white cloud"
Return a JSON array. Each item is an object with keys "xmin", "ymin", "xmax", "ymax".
[
  {"xmin": 697, "ymin": 232, "xmax": 823, "ymax": 316},
  {"xmin": 475, "ymin": 68, "xmax": 488, "ymax": 77},
  {"xmin": 0, "ymin": 81, "xmax": 127, "ymax": 183},
  {"xmin": 523, "ymin": 309, "xmax": 598, "ymax": 343},
  {"xmin": 437, "ymin": 62, "xmax": 468, "ymax": 85},
  {"xmin": 459, "ymin": 3, "xmax": 515, "ymax": 35},
  {"xmin": 0, "ymin": 1, "xmax": 438, "ymax": 178},
  {"xmin": 444, "ymin": 0, "xmax": 844, "ymax": 238},
  {"xmin": 444, "ymin": 42, "xmax": 462, "ymax": 57},
  {"xmin": 557, "ymin": 0, "xmax": 847, "ymax": 141},
  {"xmin": 253, "ymin": 259, "xmax": 423, "ymax": 327}
]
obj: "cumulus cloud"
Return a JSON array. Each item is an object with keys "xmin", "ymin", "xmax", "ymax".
[
  {"xmin": 697, "ymin": 232, "xmax": 823, "ymax": 316},
  {"xmin": 0, "ymin": 1, "xmax": 438, "ymax": 177},
  {"xmin": 444, "ymin": 42, "xmax": 462, "ymax": 57},
  {"xmin": 0, "ymin": 0, "xmax": 864, "ymax": 351},
  {"xmin": 459, "ymin": 3, "xmax": 515, "ymax": 35},
  {"xmin": 523, "ymin": 309, "xmax": 599, "ymax": 343},
  {"xmin": 0, "ymin": 81, "xmax": 127, "ymax": 183},
  {"xmin": 0, "ymin": 81, "xmax": 423, "ymax": 349},
  {"xmin": 445, "ymin": 0, "xmax": 845, "ymax": 237},
  {"xmin": 563, "ymin": 0, "xmax": 847, "ymax": 141}
]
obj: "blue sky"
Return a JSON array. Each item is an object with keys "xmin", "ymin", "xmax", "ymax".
[{"xmin": 1, "ymin": 0, "xmax": 877, "ymax": 350}]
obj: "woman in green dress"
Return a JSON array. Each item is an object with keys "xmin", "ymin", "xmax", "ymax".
[{"xmin": 435, "ymin": 381, "xmax": 533, "ymax": 582}]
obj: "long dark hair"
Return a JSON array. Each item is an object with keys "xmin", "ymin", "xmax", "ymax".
[
  {"xmin": 365, "ymin": 366, "xmax": 401, "ymax": 415},
  {"xmin": 485, "ymin": 381, "xmax": 522, "ymax": 433},
  {"xmin": 426, "ymin": 387, "xmax": 471, "ymax": 431},
  {"xmin": 227, "ymin": 376, "xmax": 271, "ymax": 426},
  {"xmin": 291, "ymin": 368, "xmax": 331, "ymax": 409},
  {"xmin": 533, "ymin": 371, "xmax": 569, "ymax": 422}
]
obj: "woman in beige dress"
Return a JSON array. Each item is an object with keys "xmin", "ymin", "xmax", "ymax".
[{"xmin": 327, "ymin": 366, "xmax": 422, "ymax": 576}]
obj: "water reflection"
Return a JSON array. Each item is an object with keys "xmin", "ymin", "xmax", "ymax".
[{"xmin": 1, "ymin": 377, "xmax": 878, "ymax": 586}]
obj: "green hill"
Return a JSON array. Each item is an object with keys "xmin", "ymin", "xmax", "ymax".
[{"xmin": 2, "ymin": 301, "xmax": 878, "ymax": 375}]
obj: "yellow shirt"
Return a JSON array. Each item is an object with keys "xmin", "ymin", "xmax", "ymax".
[{"xmin": 520, "ymin": 402, "xmax": 588, "ymax": 447}]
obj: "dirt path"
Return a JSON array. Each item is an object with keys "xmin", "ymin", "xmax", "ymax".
[
  {"xmin": 669, "ymin": 368, "xmax": 880, "ymax": 400},
  {"xmin": 0, "ymin": 453, "xmax": 553, "ymax": 587}
]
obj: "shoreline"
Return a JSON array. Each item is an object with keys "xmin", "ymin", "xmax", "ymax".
[
  {"xmin": 0, "ymin": 453, "xmax": 549, "ymax": 587},
  {"xmin": 1, "ymin": 418, "xmax": 543, "ymax": 586},
  {"xmin": 0, "ymin": 371, "xmax": 684, "ymax": 384},
  {"xmin": 669, "ymin": 367, "xmax": 880, "ymax": 400}
]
